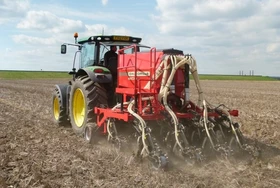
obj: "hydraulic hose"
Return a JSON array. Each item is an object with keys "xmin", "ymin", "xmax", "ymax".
[
  {"xmin": 159, "ymin": 55, "xmax": 192, "ymax": 150},
  {"xmin": 202, "ymin": 100, "xmax": 214, "ymax": 147},
  {"xmin": 161, "ymin": 56, "xmax": 182, "ymax": 149},
  {"xmin": 158, "ymin": 55, "xmax": 171, "ymax": 100},
  {"xmin": 219, "ymin": 108, "xmax": 242, "ymax": 148},
  {"xmin": 127, "ymin": 97, "xmax": 155, "ymax": 156},
  {"xmin": 156, "ymin": 54, "xmax": 216, "ymax": 151}
]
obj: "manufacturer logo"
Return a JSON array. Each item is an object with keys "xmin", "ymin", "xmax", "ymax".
[{"xmin": 127, "ymin": 71, "xmax": 150, "ymax": 77}]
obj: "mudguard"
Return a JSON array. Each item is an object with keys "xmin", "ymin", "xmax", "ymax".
[{"xmin": 75, "ymin": 66, "xmax": 113, "ymax": 83}]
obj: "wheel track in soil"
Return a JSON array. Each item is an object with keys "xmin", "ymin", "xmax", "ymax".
[{"xmin": 1, "ymin": 79, "xmax": 280, "ymax": 188}]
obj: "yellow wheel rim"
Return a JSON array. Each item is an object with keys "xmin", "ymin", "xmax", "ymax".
[
  {"xmin": 73, "ymin": 88, "xmax": 85, "ymax": 127},
  {"xmin": 53, "ymin": 97, "xmax": 60, "ymax": 120}
]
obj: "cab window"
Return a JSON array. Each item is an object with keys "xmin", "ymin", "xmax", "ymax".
[{"xmin": 80, "ymin": 42, "xmax": 95, "ymax": 68}]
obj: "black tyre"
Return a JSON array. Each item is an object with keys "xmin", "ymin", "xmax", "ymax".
[
  {"xmin": 84, "ymin": 123, "xmax": 99, "ymax": 144},
  {"xmin": 69, "ymin": 75, "xmax": 107, "ymax": 135},
  {"xmin": 52, "ymin": 88, "xmax": 70, "ymax": 126}
]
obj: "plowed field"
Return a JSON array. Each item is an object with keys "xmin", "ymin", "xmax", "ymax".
[{"xmin": 0, "ymin": 79, "xmax": 280, "ymax": 188}]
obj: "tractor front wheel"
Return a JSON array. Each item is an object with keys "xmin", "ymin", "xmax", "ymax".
[
  {"xmin": 52, "ymin": 88, "xmax": 70, "ymax": 126},
  {"xmin": 69, "ymin": 75, "xmax": 107, "ymax": 136}
]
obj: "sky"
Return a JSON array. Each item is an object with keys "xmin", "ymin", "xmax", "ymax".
[{"xmin": 0, "ymin": 0, "xmax": 279, "ymax": 76}]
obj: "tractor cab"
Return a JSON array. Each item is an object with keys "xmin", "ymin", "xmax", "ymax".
[
  {"xmin": 61, "ymin": 34, "xmax": 150, "ymax": 71},
  {"xmin": 60, "ymin": 33, "xmax": 151, "ymax": 108}
]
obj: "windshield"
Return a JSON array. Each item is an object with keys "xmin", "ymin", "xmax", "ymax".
[
  {"xmin": 79, "ymin": 42, "xmax": 151, "ymax": 68},
  {"xmin": 99, "ymin": 43, "xmax": 135, "ymax": 65},
  {"xmin": 80, "ymin": 42, "xmax": 95, "ymax": 68}
]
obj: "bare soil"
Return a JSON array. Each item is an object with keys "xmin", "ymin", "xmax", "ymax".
[{"xmin": 0, "ymin": 79, "xmax": 280, "ymax": 188}]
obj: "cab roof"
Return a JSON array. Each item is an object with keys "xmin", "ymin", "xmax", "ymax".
[{"xmin": 78, "ymin": 35, "xmax": 142, "ymax": 44}]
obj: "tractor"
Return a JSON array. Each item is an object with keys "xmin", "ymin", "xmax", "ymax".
[{"xmin": 52, "ymin": 33, "xmax": 259, "ymax": 169}]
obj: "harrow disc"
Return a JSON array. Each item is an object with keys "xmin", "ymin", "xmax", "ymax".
[{"xmin": 149, "ymin": 155, "xmax": 169, "ymax": 171}]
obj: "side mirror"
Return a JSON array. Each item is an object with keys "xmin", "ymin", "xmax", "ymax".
[{"xmin": 61, "ymin": 44, "xmax": 67, "ymax": 54}]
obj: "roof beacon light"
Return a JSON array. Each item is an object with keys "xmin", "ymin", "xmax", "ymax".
[{"xmin": 74, "ymin": 32, "xmax": 78, "ymax": 43}]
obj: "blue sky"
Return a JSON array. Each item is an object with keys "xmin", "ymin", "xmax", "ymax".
[{"xmin": 0, "ymin": 0, "xmax": 279, "ymax": 76}]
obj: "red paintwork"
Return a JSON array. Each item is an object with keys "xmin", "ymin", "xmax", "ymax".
[
  {"xmin": 94, "ymin": 45, "xmax": 239, "ymax": 133},
  {"xmin": 116, "ymin": 47, "xmax": 161, "ymax": 95}
]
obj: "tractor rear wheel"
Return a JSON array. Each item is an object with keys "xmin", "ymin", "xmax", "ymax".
[
  {"xmin": 52, "ymin": 88, "xmax": 70, "ymax": 126},
  {"xmin": 69, "ymin": 75, "xmax": 107, "ymax": 135}
]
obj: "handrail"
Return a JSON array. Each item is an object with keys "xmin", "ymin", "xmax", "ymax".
[
  {"xmin": 118, "ymin": 44, "xmax": 138, "ymax": 95},
  {"xmin": 149, "ymin": 47, "xmax": 157, "ymax": 93},
  {"xmin": 117, "ymin": 45, "xmax": 158, "ymax": 95}
]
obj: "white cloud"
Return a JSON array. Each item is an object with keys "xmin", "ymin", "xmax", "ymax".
[
  {"xmin": 85, "ymin": 24, "xmax": 132, "ymax": 36},
  {"xmin": 0, "ymin": 18, "xmax": 8, "ymax": 25},
  {"xmin": 1, "ymin": 0, "xmax": 279, "ymax": 76},
  {"xmin": 154, "ymin": 0, "xmax": 280, "ymax": 38},
  {"xmin": 29, "ymin": 3, "xmax": 145, "ymax": 24},
  {"xmin": 85, "ymin": 24, "xmax": 108, "ymax": 35},
  {"xmin": 0, "ymin": 0, "xmax": 29, "ymax": 16},
  {"xmin": 12, "ymin": 34, "xmax": 58, "ymax": 45},
  {"xmin": 192, "ymin": 0, "xmax": 259, "ymax": 19},
  {"xmin": 151, "ymin": 0, "xmax": 280, "ymax": 76},
  {"xmin": 101, "ymin": 0, "xmax": 108, "ymax": 6},
  {"xmin": 0, "ymin": 45, "xmax": 75, "ymax": 71},
  {"xmin": 17, "ymin": 11, "xmax": 85, "ymax": 33},
  {"xmin": 266, "ymin": 43, "xmax": 279, "ymax": 53},
  {"xmin": 0, "ymin": 0, "xmax": 30, "ymax": 24}
]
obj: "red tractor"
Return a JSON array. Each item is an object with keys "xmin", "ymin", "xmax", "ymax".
[{"xmin": 52, "ymin": 33, "xmax": 258, "ymax": 169}]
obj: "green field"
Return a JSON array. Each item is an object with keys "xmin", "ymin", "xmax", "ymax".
[
  {"xmin": 0, "ymin": 70, "xmax": 278, "ymax": 81},
  {"xmin": 0, "ymin": 71, "xmax": 71, "ymax": 79},
  {"xmin": 193, "ymin": 74, "xmax": 278, "ymax": 81}
]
